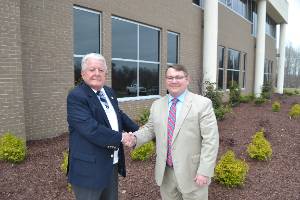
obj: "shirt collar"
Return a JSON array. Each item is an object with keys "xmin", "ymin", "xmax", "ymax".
[
  {"xmin": 92, "ymin": 87, "xmax": 105, "ymax": 94},
  {"xmin": 168, "ymin": 90, "xmax": 187, "ymax": 104}
]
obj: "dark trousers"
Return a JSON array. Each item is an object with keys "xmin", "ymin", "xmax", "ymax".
[{"xmin": 72, "ymin": 164, "xmax": 119, "ymax": 200}]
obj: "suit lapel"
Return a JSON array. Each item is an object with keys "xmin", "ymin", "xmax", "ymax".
[
  {"xmin": 172, "ymin": 91, "xmax": 192, "ymax": 144},
  {"xmin": 161, "ymin": 96, "xmax": 169, "ymax": 143},
  {"xmin": 82, "ymin": 83, "xmax": 111, "ymax": 128}
]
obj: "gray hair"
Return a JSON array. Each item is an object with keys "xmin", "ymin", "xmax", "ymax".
[{"xmin": 81, "ymin": 53, "xmax": 107, "ymax": 72}]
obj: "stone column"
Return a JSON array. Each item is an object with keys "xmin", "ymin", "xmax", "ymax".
[
  {"xmin": 202, "ymin": 0, "xmax": 218, "ymax": 88},
  {"xmin": 276, "ymin": 23, "xmax": 287, "ymax": 94},
  {"xmin": 254, "ymin": 0, "xmax": 267, "ymax": 97}
]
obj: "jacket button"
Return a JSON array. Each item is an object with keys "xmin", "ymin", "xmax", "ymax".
[{"xmin": 111, "ymin": 154, "xmax": 113, "ymax": 158}]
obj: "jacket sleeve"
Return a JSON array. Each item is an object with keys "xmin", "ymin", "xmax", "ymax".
[{"xmin": 197, "ymin": 99, "xmax": 219, "ymax": 177}]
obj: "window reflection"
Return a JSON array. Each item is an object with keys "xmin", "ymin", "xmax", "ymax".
[
  {"xmin": 139, "ymin": 63, "xmax": 159, "ymax": 95},
  {"xmin": 111, "ymin": 17, "xmax": 160, "ymax": 98},
  {"xmin": 139, "ymin": 26, "xmax": 160, "ymax": 62},
  {"xmin": 73, "ymin": 7, "xmax": 100, "ymax": 55},
  {"xmin": 112, "ymin": 60, "xmax": 137, "ymax": 98},
  {"xmin": 167, "ymin": 32, "xmax": 179, "ymax": 64},
  {"xmin": 227, "ymin": 49, "xmax": 240, "ymax": 88},
  {"xmin": 73, "ymin": 6, "xmax": 101, "ymax": 85},
  {"xmin": 112, "ymin": 18, "xmax": 137, "ymax": 59},
  {"xmin": 217, "ymin": 46, "xmax": 225, "ymax": 90}
]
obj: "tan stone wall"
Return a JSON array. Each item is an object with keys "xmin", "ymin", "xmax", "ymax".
[
  {"xmin": 218, "ymin": 3, "xmax": 255, "ymax": 95},
  {"xmin": 20, "ymin": 0, "xmax": 73, "ymax": 140},
  {"xmin": 0, "ymin": 0, "xmax": 280, "ymax": 140},
  {"xmin": 72, "ymin": 0, "xmax": 204, "ymax": 119},
  {"xmin": 0, "ymin": 0, "xmax": 26, "ymax": 139}
]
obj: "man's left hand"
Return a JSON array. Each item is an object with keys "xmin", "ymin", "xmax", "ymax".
[{"xmin": 194, "ymin": 175, "xmax": 209, "ymax": 186}]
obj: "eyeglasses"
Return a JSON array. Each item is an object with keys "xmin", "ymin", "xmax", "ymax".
[{"xmin": 166, "ymin": 76, "xmax": 186, "ymax": 81}]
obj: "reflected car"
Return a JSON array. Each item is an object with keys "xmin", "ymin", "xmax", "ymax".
[{"xmin": 126, "ymin": 83, "xmax": 147, "ymax": 95}]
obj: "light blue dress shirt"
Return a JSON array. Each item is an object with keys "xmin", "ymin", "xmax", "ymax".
[{"xmin": 168, "ymin": 90, "xmax": 187, "ymax": 120}]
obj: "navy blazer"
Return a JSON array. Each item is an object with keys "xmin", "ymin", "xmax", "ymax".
[{"xmin": 67, "ymin": 82, "xmax": 139, "ymax": 189}]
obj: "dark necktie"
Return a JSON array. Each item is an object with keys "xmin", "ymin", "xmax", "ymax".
[
  {"xmin": 96, "ymin": 91, "xmax": 109, "ymax": 109},
  {"xmin": 166, "ymin": 98, "xmax": 178, "ymax": 167}
]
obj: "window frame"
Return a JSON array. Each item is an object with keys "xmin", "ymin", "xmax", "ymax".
[
  {"xmin": 111, "ymin": 16, "xmax": 161, "ymax": 101},
  {"xmin": 73, "ymin": 6, "xmax": 102, "ymax": 85},
  {"xmin": 167, "ymin": 31, "xmax": 180, "ymax": 65}
]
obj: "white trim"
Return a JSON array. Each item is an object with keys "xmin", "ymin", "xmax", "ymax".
[
  {"xmin": 118, "ymin": 95, "xmax": 161, "ymax": 102},
  {"xmin": 111, "ymin": 16, "xmax": 160, "ymax": 31},
  {"xmin": 112, "ymin": 58, "xmax": 160, "ymax": 65},
  {"xmin": 218, "ymin": 1, "xmax": 252, "ymax": 24},
  {"xmin": 73, "ymin": 6, "xmax": 101, "ymax": 15}
]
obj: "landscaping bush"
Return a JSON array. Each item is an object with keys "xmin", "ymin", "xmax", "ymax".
[
  {"xmin": 272, "ymin": 101, "xmax": 281, "ymax": 112},
  {"xmin": 229, "ymin": 81, "xmax": 241, "ymax": 107},
  {"xmin": 261, "ymin": 82, "xmax": 273, "ymax": 99},
  {"xmin": 203, "ymin": 81, "xmax": 223, "ymax": 109},
  {"xmin": 137, "ymin": 109, "xmax": 150, "ymax": 126},
  {"xmin": 131, "ymin": 141, "xmax": 155, "ymax": 161},
  {"xmin": 60, "ymin": 151, "xmax": 69, "ymax": 174},
  {"xmin": 214, "ymin": 150, "xmax": 249, "ymax": 187},
  {"xmin": 0, "ymin": 132, "xmax": 26, "ymax": 163},
  {"xmin": 240, "ymin": 94, "xmax": 254, "ymax": 103},
  {"xmin": 60, "ymin": 151, "xmax": 72, "ymax": 191},
  {"xmin": 283, "ymin": 89, "xmax": 295, "ymax": 96},
  {"xmin": 254, "ymin": 97, "xmax": 266, "ymax": 105},
  {"xmin": 288, "ymin": 104, "xmax": 300, "ymax": 118},
  {"xmin": 214, "ymin": 105, "xmax": 232, "ymax": 121},
  {"xmin": 247, "ymin": 130, "xmax": 272, "ymax": 161}
]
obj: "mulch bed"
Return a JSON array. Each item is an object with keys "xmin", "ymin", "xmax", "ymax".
[{"xmin": 1, "ymin": 94, "xmax": 299, "ymax": 200}]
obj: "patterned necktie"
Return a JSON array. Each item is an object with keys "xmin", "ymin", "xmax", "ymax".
[
  {"xmin": 96, "ymin": 91, "xmax": 109, "ymax": 109},
  {"xmin": 166, "ymin": 98, "xmax": 178, "ymax": 167}
]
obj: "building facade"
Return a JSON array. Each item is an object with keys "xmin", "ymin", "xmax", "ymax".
[{"xmin": 0, "ymin": 0, "xmax": 288, "ymax": 140}]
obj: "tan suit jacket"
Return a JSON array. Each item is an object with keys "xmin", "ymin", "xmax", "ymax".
[{"xmin": 135, "ymin": 91, "xmax": 219, "ymax": 193}]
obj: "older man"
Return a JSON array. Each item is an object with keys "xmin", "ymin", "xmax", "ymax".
[{"xmin": 67, "ymin": 53, "xmax": 138, "ymax": 200}]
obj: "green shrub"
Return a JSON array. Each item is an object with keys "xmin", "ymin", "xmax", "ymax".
[
  {"xmin": 214, "ymin": 150, "xmax": 249, "ymax": 187},
  {"xmin": 254, "ymin": 97, "xmax": 266, "ymax": 105},
  {"xmin": 283, "ymin": 89, "xmax": 295, "ymax": 96},
  {"xmin": 137, "ymin": 109, "xmax": 150, "ymax": 126},
  {"xmin": 60, "ymin": 151, "xmax": 69, "ymax": 174},
  {"xmin": 261, "ymin": 82, "xmax": 273, "ymax": 99},
  {"xmin": 0, "ymin": 133, "xmax": 26, "ymax": 163},
  {"xmin": 229, "ymin": 81, "xmax": 241, "ymax": 107},
  {"xmin": 272, "ymin": 101, "xmax": 281, "ymax": 112},
  {"xmin": 203, "ymin": 81, "xmax": 223, "ymax": 109},
  {"xmin": 131, "ymin": 141, "xmax": 155, "ymax": 161},
  {"xmin": 288, "ymin": 104, "xmax": 300, "ymax": 118},
  {"xmin": 247, "ymin": 130, "xmax": 272, "ymax": 161},
  {"xmin": 60, "ymin": 151, "xmax": 72, "ymax": 191},
  {"xmin": 214, "ymin": 105, "xmax": 231, "ymax": 121},
  {"xmin": 294, "ymin": 89, "xmax": 300, "ymax": 95},
  {"xmin": 240, "ymin": 94, "xmax": 254, "ymax": 103}
]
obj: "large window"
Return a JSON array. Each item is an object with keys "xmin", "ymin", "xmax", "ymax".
[
  {"xmin": 112, "ymin": 17, "xmax": 160, "ymax": 98},
  {"xmin": 266, "ymin": 15, "xmax": 276, "ymax": 38},
  {"xmin": 167, "ymin": 31, "xmax": 179, "ymax": 65},
  {"xmin": 242, "ymin": 53, "xmax": 247, "ymax": 88},
  {"xmin": 227, "ymin": 49, "xmax": 240, "ymax": 89},
  {"xmin": 217, "ymin": 46, "xmax": 225, "ymax": 90},
  {"xmin": 192, "ymin": 0, "xmax": 204, "ymax": 8},
  {"xmin": 73, "ymin": 6, "xmax": 101, "ymax": 84},
  {"xmin": 264, "ymin": 59, "xmax": 273, "ymax": 84}
]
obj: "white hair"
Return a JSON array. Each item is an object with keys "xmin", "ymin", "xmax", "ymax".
[{"xmin": 81, "ymin": 53, "xmax": 107, "ymax": 72}]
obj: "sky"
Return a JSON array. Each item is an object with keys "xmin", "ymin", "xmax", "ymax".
[{"xmin": 286, "ymin": 0, "xmax": 300, "ymax": 48}]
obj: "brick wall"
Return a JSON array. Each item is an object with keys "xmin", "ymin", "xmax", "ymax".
[
  {"xmin": 0, "ymin": 0, "xmax": 26, "ymax": 139},
  {"xmin": 20, "ymin": 0, "xmax": 73, "ymax": 140}
]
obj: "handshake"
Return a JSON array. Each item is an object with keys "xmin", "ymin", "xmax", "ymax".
[{"xmin": 122, "ymin": 132, "xmax": 137, "ymax": 147}]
